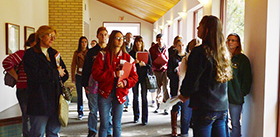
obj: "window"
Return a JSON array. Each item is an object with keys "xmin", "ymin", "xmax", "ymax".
[
  {"xmin": 193, "ymin": 8, "xmax": 203, "ymax": 38},
  {"xmin": 103, "ymin": 22, "xmax": 141, "ymax": 36},
  {"xmin": 222, "ymin": 0, "xmax": 245, "ymax": 45}
]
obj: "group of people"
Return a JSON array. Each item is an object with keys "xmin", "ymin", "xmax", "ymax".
[{"xmin": 2, "ymin": 15, "xmax": 252, "ymax": 137}]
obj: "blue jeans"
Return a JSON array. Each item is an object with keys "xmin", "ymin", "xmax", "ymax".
[
  {"xmin": 98, "ymin": 88, "xmax": 124, "ymax": 137},
  {"xmin": 132, "ymin": 80, "xmax": 148, "ymax": 123},
  {"xmin": 192, "ymin": 109, "xmax": 228, "ymax": 137},
  {"xmin": 86, "ymin": 93, "xmax": 99, "ymax": 133},
  {"xmin": 86, "ymin": 93, "xmax": 113, "ymax": 135},
  {"xmin": 29, "ymin": 115, "xmax": 61, "ymax": 137},
  {"xmin": 181, "ymin": 100, "xmax": 192, "ymax": 136},
  {"xmin": 124, "ymin": 88, "xmax": 132, "ymax": 107},
  {"xmin": 226, "ymin": 103, "xmax": 242, "ymax": 137},
  {"xmin": 16, "ymin": 88, "xmax": 30, "ymax": 137},
  {"xmin": 76, "ymin": 74, "xmax": 83, "ymax": 115}
]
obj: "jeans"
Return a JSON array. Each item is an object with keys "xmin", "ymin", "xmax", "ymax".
[
  {"xmin": 124, "ymin": 88, "xmax": 132, "ymax": 107},
  {"xmin": 86, "ymin": 93, "xmax": 99, "ymax": 134},
  {"xmin": 226, "ymin": 103, "xmax": 242, "ymax": 137},
  {"xmin": 181, "ymin": 99, "xmax": 192, "ymax": 136},
  {"xmin": 29, "ymin": 115, "xmax": 61, "ymax": 137},
  {"xmin": 98, "ymin": 87, "xmax": 123, "ymax": 137},
  {"xmin": 170, "ymin": 86, "xmax": 180, "ymax": 112},
  {"xmin": 132, "ymin": 80, "xmax": 148, "ymax": 123},
  {"xmin": 76, "ymin": 74, "xmax": 83, "ymax": 115},
  {"xmin": 154, "ymin": 71, "xmax": 170, "ymax": 103},
  {"xmin": 192, "ymin": 109, "xmax": 228, "ymax": 137},
  {"xmin": 86, "ymin": 93, "xmax": 113, "ymax": 135},
  {"xmin": 16, "ymin": 88, "xmax": 30, "ymax": 137}
]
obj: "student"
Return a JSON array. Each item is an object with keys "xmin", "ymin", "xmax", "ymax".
[
  {"xmin": 2, "ymin": 33, "xmax": 36, "ymax": 137},
  {"xmin": 92, "ymin": 30, "xmax": 138, "ymax": 137},
  {"xmin": 167, "ymin": 38, "xmax": 192, "ymax": 137},
  {"xmin": 168, "ymin": 36, "xmax": 182, "ymax": 58},
  {"xmin": 179, "ymin": 15, "xmax": 232, "ymax": 137},
  {"xmin": 71, "ymin": 36, "xmax": 89, "ymax": 120},
  {"xmin": 226, "ymin": 33, "xmax": 252, "ymax": 137},
  {"xmin": 123, "ymin": 32, "xmax": 134, "ymax": 112},
  {"xmin": 23, "ymin": 25, "xmax": 69, "ymax": 137},
  {"xmin": 90, "ymin": 40, "xmax": 97, "ymax": 48},
  {"xmin": 129, "ymin": 36, "xmax": 152, "ymax": 125},
  {"xmin": 149, "ymin": 33, "xmax": 169, "ymax": 114},
  {"xmin": 81, "ymin": 27, "xmax": 112, "ymax": 137}
]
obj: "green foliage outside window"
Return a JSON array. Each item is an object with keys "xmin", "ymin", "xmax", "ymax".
[{"xmin": 226, "ymin": 0, "xmax": 245, "ymax": 47}]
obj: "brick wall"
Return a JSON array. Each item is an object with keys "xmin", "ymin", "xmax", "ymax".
[{"xmin": 49, "ymin": 0, "xmax": 84, "ymax": 86}]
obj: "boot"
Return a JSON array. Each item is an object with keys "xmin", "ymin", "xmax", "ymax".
[{"xmin": 171, "ymin": 111, "xmax": 178, "ymax": 137}]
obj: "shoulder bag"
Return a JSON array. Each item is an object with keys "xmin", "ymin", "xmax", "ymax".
[{"xmin": 145, "ymin": 68, "xmax": 158, "ymax": 89}]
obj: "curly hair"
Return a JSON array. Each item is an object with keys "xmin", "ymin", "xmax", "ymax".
[{"xmin": 199, "ymin": 15, "xmax": 232, "ymax": 83}]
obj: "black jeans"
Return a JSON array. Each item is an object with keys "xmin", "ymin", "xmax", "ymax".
[{"xmin": 132, "ymin": 80, "xmax": 148, "ymax": 123}]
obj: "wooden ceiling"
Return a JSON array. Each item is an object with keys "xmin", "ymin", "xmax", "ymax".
[{"xmin": 97, "ymin": 0, "xmax": 180, "ymax": 23}]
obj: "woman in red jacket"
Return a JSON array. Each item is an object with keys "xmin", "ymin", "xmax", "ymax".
[{"xmin": 92, "ymin": 30, "xmax": 138, "ymax": 137}]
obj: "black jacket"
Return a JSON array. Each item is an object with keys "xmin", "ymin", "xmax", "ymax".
[
  {"xmin": 180, "ymin": 45, "xmax": 228, "ymax": 111},
  {"xmin": 129, "ymin": 50, "xmax": 152, "ymax": 82},
  {"xmin": 81, "ymin": 44, "xmax": 101, "ymax": 87},
  {"xmin": 23, "ymin": 44, "xmax": 69, "ymax": 116},
  {"xmin": 167, "ymin": 52, "xmax": 185, "ymax": 92}
]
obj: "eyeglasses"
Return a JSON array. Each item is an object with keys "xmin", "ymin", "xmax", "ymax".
[
  {"xmin": 227, "ymin": 39, "xmax": 238, "ymax": 42},
  {"xmin": 48, "ymin": 33, "xmax": 56, "ymax": 40},
  {"xmin": 115, "ymin": 37, "xmax": 124, "ymax": 41}
]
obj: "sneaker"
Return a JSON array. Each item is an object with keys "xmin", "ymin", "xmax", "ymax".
[
  {"xmin": 153, "ymin": 109, "xmax": 158, "ymax": 113},
  {"xmin": 78, "ymin": 114, "xmax": 83, "ymax": 120},
  {"xmin": 163, "ymin": 109, "xmax": 169, "ymax": 115},
  {"xmin": 123, "ymin": 107, "xmax": 128, "ymax": 112},
  {"xmin": 151, "ymin": 100, "xmax": 156, "ymax": 107},
  {"xmin": 87, "ymin": 130, "xmax": 96, "ymax": 137}
]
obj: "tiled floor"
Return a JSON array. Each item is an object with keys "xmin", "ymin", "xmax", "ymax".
[{"xmin": 60, "ymin": 100, "xmax": 193, "ymax": 137}]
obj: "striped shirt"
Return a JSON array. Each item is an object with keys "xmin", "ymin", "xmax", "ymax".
[{"xmin": 2, "ymin": 50, "xmax": 27, "ymax": 89}]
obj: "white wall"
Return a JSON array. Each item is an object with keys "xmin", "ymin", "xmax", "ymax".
[
  {"xmin": 263, "ymin": 0, "xmax": 279, "ymax": 136},
  {"xmin": 153, "ymin": 0, "xmax": 200, "ymax": 46},
  {"xmin": 88, "ymin": 0, "xmax": 153, "ymax": 50},
  {"xmin": 0, "ymin": 0, "xmax": 48, "ymax": 114}
]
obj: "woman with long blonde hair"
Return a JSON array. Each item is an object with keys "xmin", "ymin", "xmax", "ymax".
[{"xmin": 179, "ymin": 15, "xmax": 232, "ymax": 137}]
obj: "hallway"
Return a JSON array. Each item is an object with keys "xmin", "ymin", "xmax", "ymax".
[{"xmin": 60, "ymin": 101, "xmax": 193, "ymax": 137}]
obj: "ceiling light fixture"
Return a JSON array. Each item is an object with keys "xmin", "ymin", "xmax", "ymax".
[
  {"xmin": 198, "ymin": 0, "xmax": 209, "ymax": 5},
  {"xmin": 166, "ymin": 20, "xmax": 173, "ymax": 24},
  {"xmin": 178, "ymin": 11, "xmax": 187, "ymax": 18}
]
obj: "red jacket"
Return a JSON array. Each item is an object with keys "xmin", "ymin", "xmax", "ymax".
[
  {"xmin": 91, "ymin": 50, "xmax": 138, "ymax": 104},
  {"xmin": 149, "ymin": 43, "xmax": 168, "ymax": 72}
]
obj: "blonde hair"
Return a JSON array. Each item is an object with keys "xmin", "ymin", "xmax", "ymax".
[
  {"xmin": 199, "ymin": 15, "xmax": 232, "ymax": 83},
  {"xmin": 36, "ymin": 25, "xmax": 57, "ymax": 43}
]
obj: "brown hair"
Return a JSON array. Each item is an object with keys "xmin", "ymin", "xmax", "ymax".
[
  {"xmin": 132, "ymin": 36, "xmax": 144, "ymax": 52},
  {"xmin": 25, "ymin": 33, "xmax": 36, "ymax": 47},
  {"xmin": 227, "ymin": 33, "xmax": 242, "ymax": 56},
  {"xmin": 186, "ymin": 38, "xmax": 199, "ymax": 53},
  {"xmin": 199, "ymin": 15, "xmax": 232, "ymax": 83},
  {"xmin": 173, "ymin": 36, "xmax": 182, "ymax": 45},
  {"xmin": 105, "ymin": 30, "xmax": 127, "ymax": 65},
  {"xmin": 97, "ymin": 26, "xmax": 108, "ymax": 36}
]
